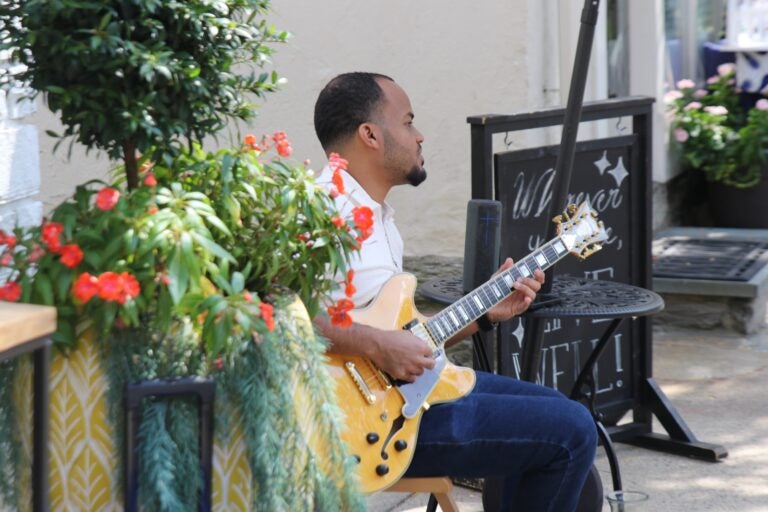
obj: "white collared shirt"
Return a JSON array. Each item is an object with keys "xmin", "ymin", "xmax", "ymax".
[{"xmin": 317, "ymin": 166, "xmax": 403, "ymax": 306}]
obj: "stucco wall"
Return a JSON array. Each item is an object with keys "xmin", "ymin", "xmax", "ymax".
[{"xmin": 29, "ymin": 0, "xmax": 534, "ymax": 258}]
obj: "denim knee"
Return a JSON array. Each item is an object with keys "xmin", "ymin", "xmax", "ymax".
[{"xmin": 565, "ymin": 401, "xmax": 598, "ymax": 461}]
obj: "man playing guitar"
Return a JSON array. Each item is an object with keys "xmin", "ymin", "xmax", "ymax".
[{"xmin": 313, "ymin": 72, "xmax": 597, "ymax": 512}]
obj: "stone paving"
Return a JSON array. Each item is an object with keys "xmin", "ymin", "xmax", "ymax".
[{"xmin": 367, "ymin": 322, "xmax": 768, "ymax": 512}]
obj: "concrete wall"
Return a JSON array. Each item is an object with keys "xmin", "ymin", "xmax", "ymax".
[
  {"xmin": 21, "ymin": 1, "xmax": 670, "ymax": 257},
  {"xmin": 25, "ymin": 1, "xmax": 538, "ymax": 258}
]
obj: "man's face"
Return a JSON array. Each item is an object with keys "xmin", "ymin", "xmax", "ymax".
[{"xmin": 374, "ymin": 79, "xmax": 427, "ymax": 187}]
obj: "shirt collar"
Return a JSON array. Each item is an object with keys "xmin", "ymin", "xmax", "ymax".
[{"xmin": 319, "ymin": 165, "xmax": 396, "ymax": 219}]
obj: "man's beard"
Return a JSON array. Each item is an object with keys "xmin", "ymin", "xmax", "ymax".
[{"xmin": 406, "ymin": 166, "xmax": 427, "ymax": 187}]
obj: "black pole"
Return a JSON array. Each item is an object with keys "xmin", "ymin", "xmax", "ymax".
[
  {"xmin": 521, "ymin": 0, "xmax": 601, "ymax": 382},
  {"xmin": 544, "ymin": 0, "xmax": 601, "ymax": 284}
]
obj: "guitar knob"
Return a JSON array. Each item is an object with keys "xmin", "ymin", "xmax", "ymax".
[
  {"xmin": 366, "ymin": 433, "xmax": 380, "ymax": 444},
  {"xmin": 375, "ymin": 464, "xmax": 390, "ymax": 476},
  {"xmin": 394, "ymin": 440, "xmax": 408, "ymax": 451},
  {"xmin": 422, "ymin": 402, "xmax": 430, "ymax": 411}
]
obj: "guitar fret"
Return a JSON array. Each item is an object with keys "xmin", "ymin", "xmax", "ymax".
[
  {"xmin": 535, "ymin": 252, "xmax": 548, "ymax": 267},
  {"xmin": 553, "ymin": 239, "xmax": 567, "ymax": 255},
  {"xmin": 543, "ymin": 244, "xmax": 558, "ymax": 262},
  {"xmin": 457, "ymin": 303, "xmax": 469, "ymax": 321},
  {"xmin": 502, "ymin": 272, "xmax": 513, "ymax": 288},
  {"xmin": 448, "ymin": 310, "xmax": 460, "ymax": 328},
  {"xmin": 491, "ymin": 282, "xmax": 503, "ymax": 299}
]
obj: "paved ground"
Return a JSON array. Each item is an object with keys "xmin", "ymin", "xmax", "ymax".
[{"xmin": 367, "ymin": 322, "xmax": 768, "ymax": 511}]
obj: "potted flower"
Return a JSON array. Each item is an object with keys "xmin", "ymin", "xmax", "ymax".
[
  {"xmin": 666, "ymin": 63, "xmax": 768, "ymax": 227},
  {"xmin": 0, "ymin": 1, "xmax": 368, "ymax": 510}
]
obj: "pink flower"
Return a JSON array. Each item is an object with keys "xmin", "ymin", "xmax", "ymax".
[
  {"xmin": 676, "ymin": 79, "xmax": 696, "ymax": 90},
  {"xmin": 693, "ymin": 89, "xmax": 708, "ymax": 98},
  {"xmin": 756, "ymin": 99, "xmax": 768, "ymax": 111},
  {"xmin": 664, "ymin": 90, "xmax": 683, "ymax": 103},
  {"xmin": 674, "ymin": 128, "xmax": 689, "ymax": 143},
  {"xmin": 717, "ymin": 63, "xmax": 736, "ymax": 77},
  {"xmin": 704, "ymin": 105, "xmax": 728, "ymax": 116},
  {"xmin": 684, "ymin": 101, "xmax": 702, "ymax": 111}
]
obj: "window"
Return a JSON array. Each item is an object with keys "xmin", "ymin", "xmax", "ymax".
[{"xmin": 666, "ymin": 0, "xmax": 728, "ymax": 85}]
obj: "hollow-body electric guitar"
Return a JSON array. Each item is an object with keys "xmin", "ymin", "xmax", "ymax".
[{"xmin": 326, "ymin": 201, "xmax": 608, "ymax": 493}]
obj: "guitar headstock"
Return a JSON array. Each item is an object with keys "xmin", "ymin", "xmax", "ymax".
[{"xmin": 553, "ymin": 201, "xmax": 608, "ymax": 260}]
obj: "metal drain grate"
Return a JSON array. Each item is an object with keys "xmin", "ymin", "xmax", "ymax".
[{"xmin": 652, "ymin": 238, "xmax": 768, "ymax": 282}]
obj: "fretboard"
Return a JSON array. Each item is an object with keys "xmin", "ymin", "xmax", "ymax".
[{"xmin": 424, "ymin": 236, "xmax": 570, "ymax": 344}]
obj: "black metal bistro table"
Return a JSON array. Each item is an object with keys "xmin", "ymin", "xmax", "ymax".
[
  {"xmin": 0, "ymin": 302, "xmax": 56, "ymax": 512},
  {"xmin": 420, "ymin": 275, "xmax": 665, "ymax": 492}
]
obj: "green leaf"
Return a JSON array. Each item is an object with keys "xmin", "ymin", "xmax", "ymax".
[{"xmin": 34, "ymin": 273, "xmax": 55, "ymax": 306}]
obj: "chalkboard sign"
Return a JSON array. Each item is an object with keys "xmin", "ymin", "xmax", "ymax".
[
  {"xmin": 494, "ymin": 135, "xmax": 641, "ymax": 416},
  {"xmin": 467, "ymin": 98, "xmax": 726, "ymax": 461}
]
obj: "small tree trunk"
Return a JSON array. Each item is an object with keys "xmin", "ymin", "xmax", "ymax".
[{"xmin": 122, "ymin": 140, "xmax": 139, "ymax": 190}]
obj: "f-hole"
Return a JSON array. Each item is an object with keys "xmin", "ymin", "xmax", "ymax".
[{"xmin": 380, "ymin": 415, "xmax": 405, "ymax": 460}]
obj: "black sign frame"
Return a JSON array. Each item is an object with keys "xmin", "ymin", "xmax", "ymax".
[{"xmin": 467, "ymin": 97, "xmax": 726, "ymax": 460}]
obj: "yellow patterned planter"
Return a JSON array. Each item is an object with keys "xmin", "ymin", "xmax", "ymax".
[{"xmin": 5, "ymin": 296, "xmax": 349, "ymax": 511}]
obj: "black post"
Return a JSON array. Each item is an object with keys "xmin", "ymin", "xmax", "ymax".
[
  {"xmin": 522, "ymin": 0, "xmax": 601, "ymax": 383},
  {"xmin": 545, "ymin": 0, "xmax": 601, "ymax": 286},
  {"xmin": 32, "ymin": 341, "xmax": 50, "ymax": 512}
]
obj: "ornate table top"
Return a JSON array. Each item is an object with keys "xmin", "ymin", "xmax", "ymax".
[{"xmin": 419, "ymin": 274, "xmax": 664, "ymax": 319}]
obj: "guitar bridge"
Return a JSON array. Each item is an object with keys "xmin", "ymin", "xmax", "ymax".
[{"xmin": 345, "ymin": 361, "xmax": 376, "ymax": 404}]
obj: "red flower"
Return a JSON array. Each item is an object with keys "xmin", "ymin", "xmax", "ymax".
[
  {"xmin": 243, "ymin": 291, "xmax": 253, "ymax": 303},
  {"xmin": 121, "ymin": 272, "xmax": 140, "ymax": 300},
  {"xmin": 260, "ymin": 302, "xmax": 275, "ymax": 332},
  {"xmin": 0, "ymin": 282, "xmax": 21, "ymax": 302},
  {"xmin": 213, "ymin": 357, "xmax": 224, "ymax": 371},
  {"xmin": 42, "ymin": 222, "xmax": 64, "ymax": 253},
  {"xmin": 331, "ymin": 169, "xmax": 345, "ymax": 195},
  {"xmin": 345, "ymin": 269, "xmax": 356, "ymax": 298},
  {"xmin": 95, "ymin": 187, "xmax": 120, "ymax": 211},
  {"xmin": 331, "ymin": 215, "xmax": 345, "ymax": 228},
  {"xmin": 58, "ymin": 244, "xmax": 84, "ymax": 268},
  {"xmin": 143, "ymin": 173, "xmax": 157, "ymax": 187},
  {"xmin": 0, "ymin": 231, "xmax": 17, "ymax": 249},
  {"xmin": 97, "ymin": 272, "xmax": 125, "ymax": 303},
  {"xmin": 244, "ymin": 134, "xmax": 257, "ymax": 147},
  {"xmin": 356, "ymin": 226, "xmax": 374, "ymax": 243},
  {"xmin": 352, "ymin": 206, "xmax": 374, "ymax": 231},
  {"xmin": 328, "ymin": 298, "xmax": 355, "ymax": 327},
  {"xmin": 271, "ymin": 131, "xmax": 292, "ymax": 157},
  {"xmin": 276, "ymin": 140, "xmax": 292, "ymax": 157},
  {"xmin": 328, "ymin": 152, "xmax": 348, "ymax": 173},
  {"xmin": 28, "ymin": 244, "xmax": 45, "ymax": 263},
  {"xmin": 148, "ymin": 205, "xmax": 159, "ymax": 215},
  {"xmin": 73, "ymin": 273, "xmax": 99, "ymax": 303}
]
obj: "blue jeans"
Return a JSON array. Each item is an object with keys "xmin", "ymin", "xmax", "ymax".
[{"xmin": 403, "ymin": 371, "xmax": 597, "ymax": 512}]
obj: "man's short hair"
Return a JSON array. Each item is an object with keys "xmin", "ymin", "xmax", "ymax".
[{"xmin": 314, "ymin": 72, "xmax": 394, "ymax": 151}]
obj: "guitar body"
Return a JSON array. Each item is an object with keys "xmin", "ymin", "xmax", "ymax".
[
  {"xmin": 326, "ymin": 202, "xmax": 609, "ymax": 493},
  {"xmin": 326, "ymin": 273, "xmax": 476, "ymax": 493}
]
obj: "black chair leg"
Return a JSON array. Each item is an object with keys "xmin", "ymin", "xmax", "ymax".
[{"xmin": 426, "ymin": 494, "xmax": 438, "ymax": 512}]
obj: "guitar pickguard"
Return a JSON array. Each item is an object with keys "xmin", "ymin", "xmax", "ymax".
[{"xmin": 398, "ymin": 349, "xmax": 447, "ymax": 418}]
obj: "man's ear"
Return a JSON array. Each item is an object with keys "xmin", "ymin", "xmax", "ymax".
[{"xmin": 357, "ymin": 123, "xmax": 380, "ymax": 150}]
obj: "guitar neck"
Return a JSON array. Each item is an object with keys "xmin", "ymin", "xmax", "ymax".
[{"xmin": 424, "ymin": 236, "xmax": 570, "ymax": 344}]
